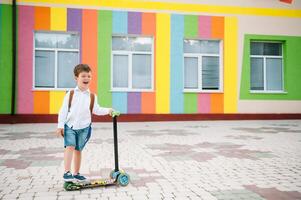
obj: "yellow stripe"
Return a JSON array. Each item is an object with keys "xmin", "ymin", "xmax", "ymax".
[
  {"xmin": 156, "ymin": 13, "xmax": 170, "ymax": 114},
  {"xmin": 50, "ymin": 7, "xmax": 67, "ymax": 31},
  {"xmin": 224, "ymin": 17, "xmax": 238, "ymax": 113},
  {"xmin": 18, "ymin": 0, "xmax": 301, "ymax": 18},
  {"xmin": 49, "ymin": 91, "xmax": 65, "ymax": 114}
]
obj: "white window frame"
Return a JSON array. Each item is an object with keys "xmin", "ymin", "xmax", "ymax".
[
  {"xmin": 111, "ymin": 35, "xmax": 154, "ymax": 92},
  {"xmin": 33, "ymin": 31, "xmax": 80, "ymax": 91},
  {"xmin": 250, "ymin": 41, "xmax": 285, "ymax": 93},
  {"xmin": 183, "ymin": 39, "xmax": 223, "ymax": 93}
]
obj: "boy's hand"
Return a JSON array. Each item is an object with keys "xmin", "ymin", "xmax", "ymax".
[
  {"xmin": 56, "ymin": 128, "xmax": 64, "ymax": 137},
  {"xmin": 108, "ymin": 108, "xmax": 114, "ymax": 116}
]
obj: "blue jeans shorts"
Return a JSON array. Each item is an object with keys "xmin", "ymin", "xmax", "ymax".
[{"xmin": 64, "ymin": 124, "xmax": 92, "ymax": 151}]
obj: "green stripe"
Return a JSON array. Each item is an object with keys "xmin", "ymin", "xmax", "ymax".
[
  {"xmin": 240, "ymin": 34, "xmax": 301, "ymax": 100},
  {"xmin": 183, "ymin": 15, "xmax": 198, "ymax": 113},
  {"xmin": 0, "ymin": 4, "xmax": 13, "ymax": 114},
  {"xmin": 98, "ymin": 10, "xmax": 112, "ymax": 107}
]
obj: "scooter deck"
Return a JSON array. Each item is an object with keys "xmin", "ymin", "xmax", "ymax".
[{"xmin": 64, "ymin": 178, "xmax": 116, "ymax": 191}]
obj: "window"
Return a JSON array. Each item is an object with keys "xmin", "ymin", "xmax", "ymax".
[
  {"xmin": 34, "ymin": 32, "xmax": 79, "ymax": 89},
  {"xmin": 111, "ymin": 36, "xmax": 153, "ymax": 91},
  {"xmin": 183, "ymin": 39, "xmax": 222, "ymax": 92},
  {"xmin": 250, "ymin": 42, "xmax": 283, "ymax": 92}
]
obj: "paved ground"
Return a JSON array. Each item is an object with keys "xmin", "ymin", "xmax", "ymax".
[{"xmin": 0, "ymin": 120, "xmax": 301, "ymax": 200}]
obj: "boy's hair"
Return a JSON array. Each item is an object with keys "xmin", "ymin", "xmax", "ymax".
[{"xmin": 74, "ymin": 64, "xmax": 91, "ymax": 77}]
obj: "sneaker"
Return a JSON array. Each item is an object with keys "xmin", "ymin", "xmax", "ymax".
[
  {"xmin": 73, "ymin": 173, "xmax": 88, "ymax": 182},
  {"xmin": 63, "ymin": 171, "xmax": 74, "ymax": 182}
]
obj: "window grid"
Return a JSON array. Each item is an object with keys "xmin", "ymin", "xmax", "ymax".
[
  {"xmin": 183, "ymin": 40, "xmax": 223, "ymax": 93},
  {"xmin": 250, "ymin": 42, "xmax": 284, "ymax": 93},
  {"xmin": 111, "ymin": 36, "xmax": 154, "ymax": 92},
  {"xmin": 33, "ymin": 32, "xmax": 79, "ymax": 90}
]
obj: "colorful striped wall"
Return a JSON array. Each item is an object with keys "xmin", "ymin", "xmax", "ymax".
[{"xmin": 15, "ymin": 5, "xmax": 237, "ymax": 114}]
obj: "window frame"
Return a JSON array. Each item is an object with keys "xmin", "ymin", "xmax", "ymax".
[
  {"xmin": 183, "ymin": 39, "xmax": 223, "ymax": 93},
  {"xmin": 111, "ymin": 34, "xmax": 154, "ymax": 92},
  {"xmin": 32, "ymin": 31, "xmax": 80, "ymax": 91},
  {"xmin": 250, "ymin": 41, "xmax": 285, "ymax": 93}
]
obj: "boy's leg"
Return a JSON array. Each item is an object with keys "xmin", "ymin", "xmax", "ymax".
[
  {"xmin": 64, "ymin": 146, "xmax": 75, "ymax": 172},
  {"xmin": 73, "ymin": 150, "xmax": 81, "ymax": 174}
]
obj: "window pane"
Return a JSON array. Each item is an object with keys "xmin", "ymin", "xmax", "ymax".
[
  {"xmin": 35, "ymin": 50, "xmax": 55, "ymax": 87},
  {"xmin": 35, "ymin": 32, "xmax": 56, "ymax": 48},
  {"xmin": 113, "ymin": 55, "xmax": 128, "ymax": 88},
  {"xmin": 251, "ymin": 57, "xmax": 264, "ymax": 90},
  {"xmin": 184, "ymin": 57, "xmax": 198, "ymax": 89},
  {"xmin": 184, "ymin": 39, "xmax": 201, "ymax": 53},
  {"xmin": 132, "ymin": 37, "xmax": 152, "ymax": 51},
  {"xmin": 266, "ymin": 58, "xmax": 283, "ymax": 90},
  {"xmin": 57, "ymin": 33, "xmax": 79, "ymax": 49},
  {"xmin": 57, "ymin": 52, "xmax": 78, "ymax": 88},
  {"xmin": 251, "ymin": 42, "xmax": 264, "ymax": 55},
  {"xmin": 112, "ymin": 37, "xmax": 132, "ymax": 51},
  {"xmin": 264, "ymin": 43, "xmax": 282, "ymax": 56},
  {"xmin": 200, "ymin": 41, "xmax": 219, "ymax": 54},
  {"xmin": 132, "ymin": 54, "xmax": 152, "ymax": 89},
  {"xmin": 202, "ymin": 56, "xmax": 219, "ymax": 90},
  {"xmin": 184, "ymin": 40, "xmax": 219, "ymax": 54},
  {"xmin": 251, "ymin": 42, "xmax": 282, "ymax": 56}
]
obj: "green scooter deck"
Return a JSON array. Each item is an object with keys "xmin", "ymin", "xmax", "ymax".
[{"xmin": 64, "ymin": 178, "xmax": 116, "ymax": 191}]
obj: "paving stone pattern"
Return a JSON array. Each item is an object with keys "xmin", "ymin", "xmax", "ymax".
[{"xmin": 0, "ymin": 120, "xmax": 301, "ymax": 199}]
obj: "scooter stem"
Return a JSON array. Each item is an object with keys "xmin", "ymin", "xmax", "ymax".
[{"xmin": 113, "ymin": 116, "xmax": 119, "ymax": 172}]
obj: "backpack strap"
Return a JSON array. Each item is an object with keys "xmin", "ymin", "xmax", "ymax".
[
  {"xmin": 68, "ymin": 90, "xmax": 74, "ymax": 113},
  {"xmin": 68, "ymin": 90, "xmax": 94, "ymax": 116},
  {"xmin": 90, "ymin": 93, "xmax": 95, "ymax": 115}
]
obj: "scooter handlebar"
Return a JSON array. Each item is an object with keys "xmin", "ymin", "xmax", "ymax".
[{"xmin": 111, "ymin": 110, "xmax": 121, "ymax": 118}]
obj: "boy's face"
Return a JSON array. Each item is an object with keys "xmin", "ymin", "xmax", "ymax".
[{"xmin": 75, "ymin": 71, "xmax": 91, "ymax": 91}]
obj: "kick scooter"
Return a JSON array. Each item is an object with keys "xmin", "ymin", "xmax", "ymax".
[{"xmin": 64, "ymin": 111, "xmax": 130, "ymax": 191}]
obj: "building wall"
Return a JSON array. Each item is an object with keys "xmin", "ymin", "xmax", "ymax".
[
  {"xmin": 0, "ymin": 0, "xmax": 300, "ymax": 115},
  {"xmin": 0, "ymin": 3, "xmax": 12, "ymax": 114}
]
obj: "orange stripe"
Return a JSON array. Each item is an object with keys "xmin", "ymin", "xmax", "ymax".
[
  {"xmin": 141, "ymin": 93, "xmax": 156, "ymax": 113},
  {"xmin": 33, "ymin": 91, "xmax": 50, "ymax": 114},
  {"xmin": 34, "ymin": 7, "xmax": 50, "ymax": 30},
  {"xmin": 211, "ymin": 16, "xmax": 224, "ymax": 39},
  {"xmin": 210, "ymin": 93, "xmax": 224, "ymax": 113},
  {"xmin": 82, "ymin": 9, "xmax": 98, "ymax": 94},
  {"xmin": 142, "ymin": 13, "xmax": 156, "ymax": 35},
  {"xmin": 141, "ymin": 13, "xmax": 156, "ymax": 113}
]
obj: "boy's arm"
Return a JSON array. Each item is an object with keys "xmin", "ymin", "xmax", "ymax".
[
  {"xmin": 58, "ymin": 91, "xmax": 70, "ymax": 128},
  {"xmin": 93, "ymin": 95, "xmax": 112, "ymax": 116}
]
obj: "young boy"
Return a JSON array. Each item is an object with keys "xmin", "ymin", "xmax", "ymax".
[{"xmin": 56, "ymin": 64, "xmax": 113, "ymax": 182}]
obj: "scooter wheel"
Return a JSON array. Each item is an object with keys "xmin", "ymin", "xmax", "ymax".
[
  {"xmin": 117, "ymin": 173, "xmax": 130, "ymax": 186},
  {"xmin": 64, "ymin": 182, "xmax": 81, "ymax": 191},
  {"xmin": 110, "ymin": 170, "xmax": 120, "ymax": 179}
]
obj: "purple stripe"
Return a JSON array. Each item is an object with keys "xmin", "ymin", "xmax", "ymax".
[
  {"xmin": 18, "ymin": 6, "xmax": 34, "ymax": 114},
  {"xmin": 67, "ymin": 8, "xmax": 82, "ymax": 62},
  {"xmin": 127, "ymin": 93, "xmax": 141, "ymax": 113},
  {"xmin": 128, "ymin": 12, "xmax": 141, "ymax": 34}
]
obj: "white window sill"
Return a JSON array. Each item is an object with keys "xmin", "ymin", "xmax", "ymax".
[
  {"xmin": 110, "ymin": 89, "xmax": 154, "ymax": 93},
  {"xmin": 183, "ymin": 89, "xmax": 223, "ymax": 93},
  {"xmin": 32, "ymin": 88, "xmax": 72, "ymax": 91},
  {"xmin": 250, "ymin": 90, "xmax": 287, "ymax": 94}
]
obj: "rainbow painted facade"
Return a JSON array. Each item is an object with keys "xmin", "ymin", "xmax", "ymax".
[{"xmin": 0, "ymin": 0, "xmax": 301, "ymax": 116}]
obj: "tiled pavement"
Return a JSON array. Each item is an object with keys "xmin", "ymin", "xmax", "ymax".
[{"xmin": 0, "ymin": 120, "xmax": 301, "ymax": 200}]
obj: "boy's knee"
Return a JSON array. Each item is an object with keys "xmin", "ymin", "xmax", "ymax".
[{"xmin": 65, "ymin": 146, "xmax": 75, "ymax": 150}]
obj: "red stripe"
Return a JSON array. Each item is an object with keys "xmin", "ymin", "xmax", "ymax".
[{"xmin": 279, "ymin": 0, "xmax": 293, "ymax": 4}]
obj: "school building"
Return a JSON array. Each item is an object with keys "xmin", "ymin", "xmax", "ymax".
[{"xmin": 0, "ymin": 0, "xmax": 301, "ymax": 122}]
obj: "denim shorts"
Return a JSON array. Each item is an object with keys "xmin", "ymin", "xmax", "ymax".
[{"xmin": 64, "ymin": 124, "xmax": 92, "ymax": 151}]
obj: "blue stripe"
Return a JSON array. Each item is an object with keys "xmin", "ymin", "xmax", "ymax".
[
  {"xmin": 170, "ymin": 14, "xmax": 184, "ymax": 113},
  {"xmin": 113, "ymin": 11, "xmax": 127, "ymax": 34},
  {"xmin": 112, "ymin": 11, "xmax": 128, "ymax": 113},
  {"xmin": 112, "ymin": 92, "xmax": 128, "ymax": 113}
]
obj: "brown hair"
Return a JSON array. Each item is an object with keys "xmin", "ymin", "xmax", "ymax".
[{"xmin": 73, "ymin": 64, "xmax": 91, "ymax": 77}]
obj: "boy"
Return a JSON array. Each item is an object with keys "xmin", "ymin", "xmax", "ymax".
[{"xmin": 56, "ymin": 64, "xmax": 113, "ymax": 182}]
